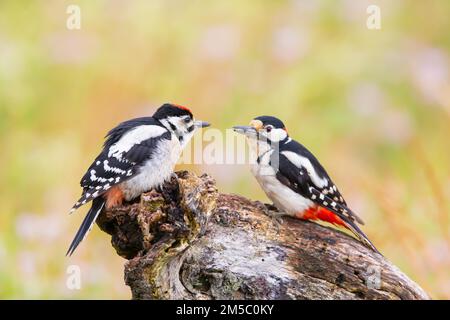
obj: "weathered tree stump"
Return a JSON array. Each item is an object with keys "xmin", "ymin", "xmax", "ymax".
[{"xmin": 96, "ymin": 171, "xmax": 429, "ymax": 300}]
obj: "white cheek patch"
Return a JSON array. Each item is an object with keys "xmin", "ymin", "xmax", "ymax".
[
  {"xmin": 167, "ymin": 116, "xmax": 184, "ymax": 128},
  {"xmin": 268, "ymin": 128, "xmax": 287, "ymax": 142},
  {"xmin": 163, "ymin": 116, "xmax": 197, "ymax": 146},
  {"xmin": 281, "ymin": 151, "xmax": 329, "ymax": 188}
]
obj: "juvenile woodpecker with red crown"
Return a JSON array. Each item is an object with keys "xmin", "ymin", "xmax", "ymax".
[
  {"xmin": 233, "ymin": 116, "xmax": 380, "ymax": 253},
  {"xmin": 67, "ymin": 103, "xmax": 209, "ymax": 256}
]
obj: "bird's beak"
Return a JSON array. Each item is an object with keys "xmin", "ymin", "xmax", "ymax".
[
  {"xmin": 232, "ymin": 125, "xmax": 257, "ymax": 137},
  {"xmin": 233, "ymin": 119, "xmax": 262, "ymax": 137},
  {"xmin": 194, "ymin": 120, "xmax": 210, "ymax": 128}
]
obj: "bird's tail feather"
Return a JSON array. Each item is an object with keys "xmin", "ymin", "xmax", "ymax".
[
  {"xmin": 343, "ymin": 219, "xmax": 381, "ymax": 255},
  {"xmin": 66, "ymin": 197, "xmax": 105, "ymax": 256},
  {"xmin": 302, "ymin": 207, "xmax": 380, "ymax": 254}
]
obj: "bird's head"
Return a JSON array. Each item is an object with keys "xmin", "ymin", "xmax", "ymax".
[
  {"xmin": 154, "ymin": 103, "xmax": 210, "ymax": 144},
  {"xmin": 233, "ymin": 116, "xmax": 288, "ymax": 144}
]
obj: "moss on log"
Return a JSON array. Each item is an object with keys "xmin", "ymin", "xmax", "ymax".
[{"xmin": 96, "ymin": 171, "xmax": 429, "ymax": 300}]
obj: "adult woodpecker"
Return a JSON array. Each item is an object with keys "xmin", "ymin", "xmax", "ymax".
[
  {"xmin": 67, "ymin": 103, "xmax": 210, "ymax": 256},
  {"xmin": 233, "ymin": 116, "xmax": 380, "ymax": 254}
]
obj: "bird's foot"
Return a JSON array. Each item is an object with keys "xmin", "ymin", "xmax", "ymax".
[
  {"xmin": 260, "ymin": 204, "xmax": 285, "ymax": 232},
  {"xmin": 170, "ymin": 172, "xmax": 179, "ymax": 181},
  {"xmin": 269, "ymin": 213, "xmax": 285, "ymax": 232}
]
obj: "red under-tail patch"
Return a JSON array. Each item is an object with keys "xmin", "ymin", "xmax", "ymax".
[
  {"xmin": 104, "ymin": 186, "xmax": 124, "ymax": 209},
  {"xmin": 300, "ymin": 206, "xmax": 346, "ymax": 227},
  {"xmin": 172, "ymin": 103, "xmax": 192, "ymax": 114}
]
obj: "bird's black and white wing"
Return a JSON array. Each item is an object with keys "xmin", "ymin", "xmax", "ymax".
[
  {"xmin": 273, "ymin": 142, "xmax": 364, "ymax": 225},
  {"xmin": 70, "ymin": 118, "xmax": 171, "ymax": 212},
  {"xmin": 273, "ymin": 143, "xmax": 380, "ymax": 253}
]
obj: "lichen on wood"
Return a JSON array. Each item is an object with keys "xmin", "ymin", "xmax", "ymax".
[{"xmin": 96, "ymin": 171, "xmax": 429, "ymax": 300}]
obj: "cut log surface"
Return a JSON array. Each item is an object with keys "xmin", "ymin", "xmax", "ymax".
[{"xmin": 96, "ymin": 171, "xmax": 429, "ymax": 300}]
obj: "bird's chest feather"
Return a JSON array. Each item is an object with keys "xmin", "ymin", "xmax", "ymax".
[
  {"xmin": 121, "ymin": 135, "xmax": 181, "ymax": 200},
  {"xmin": 251, "ymin": 152, "xmax": 314, "ymax": 217}
]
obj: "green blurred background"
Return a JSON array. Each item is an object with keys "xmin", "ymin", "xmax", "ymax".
[{"xmin": 0, "ymin": 0, "xmax": 449, "ymax": 299}]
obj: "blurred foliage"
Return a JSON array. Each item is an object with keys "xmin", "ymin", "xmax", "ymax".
[{"xmin": 0, "ymin": 0, "xmax": 449, "ymax": 299}]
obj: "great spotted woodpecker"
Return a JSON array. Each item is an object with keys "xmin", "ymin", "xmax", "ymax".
[
  {"xmin": 233, "ymin": 116, "xmax": 380, "ymax": 253},
  {"xmin": 67, "ymin": 103, "xmax": 209, "ymax": 256}
]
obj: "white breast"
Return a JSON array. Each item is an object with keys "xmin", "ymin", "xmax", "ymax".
[
  {"xmin": 121, "ymin": 134, "xmax": 182, "ymax": 201},
  {"xmin": 251, "ymin": 151, "xmax": 314, "ymax": 217}
]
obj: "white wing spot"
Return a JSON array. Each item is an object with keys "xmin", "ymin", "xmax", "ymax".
[{"xmin": 108, "ymin": 125, "xmax": 167, "ymax": 160}]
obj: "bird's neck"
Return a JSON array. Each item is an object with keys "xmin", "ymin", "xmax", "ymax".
[{"xmin": 246, "ymin": 138, "xmax": 275, "ymax": 162}]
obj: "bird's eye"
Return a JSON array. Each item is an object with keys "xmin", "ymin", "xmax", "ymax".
[
  {"xmin": 184, "ymin": 117, "xmax": 191, "ymax": 123},
  {"xmin": 266, "ymin": 125, "xmax": 273, "ymax": 132}
]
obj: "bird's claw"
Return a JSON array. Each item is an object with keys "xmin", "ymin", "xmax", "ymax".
[
  {"xmin": 260, "ymin": 205, "xmax": 284, "ymax": 232},
  {"xmin": 270, "ymin": 214, "xmax": 284, "ymax": 232}
]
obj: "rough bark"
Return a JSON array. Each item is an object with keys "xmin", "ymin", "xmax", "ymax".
[{"xmin": 96, "ymin": 171, "xmax": 429, "ymax": 300}]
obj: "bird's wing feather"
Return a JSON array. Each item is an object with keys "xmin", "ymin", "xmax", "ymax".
[
  {"xmin": 307, "ymin": 185, "xmax": 363, "ymax": 225},
  {"xmin": 275, "ymin": 153, "xmax": 378, "ymax": 252},
  {"xmin": 103, "ymin": 117, "xmax": 155, "ymax": 149},
  {"xmin": 274, "ymin": 153, "xmax": 310, "ymax": 195},
  {"xmin": 275, "ymin": 151, "xmax": 364, "ymax": 225},
  {"xmin": 70, "ymin": 126, "xmax": 171, "ymax": 212}
]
